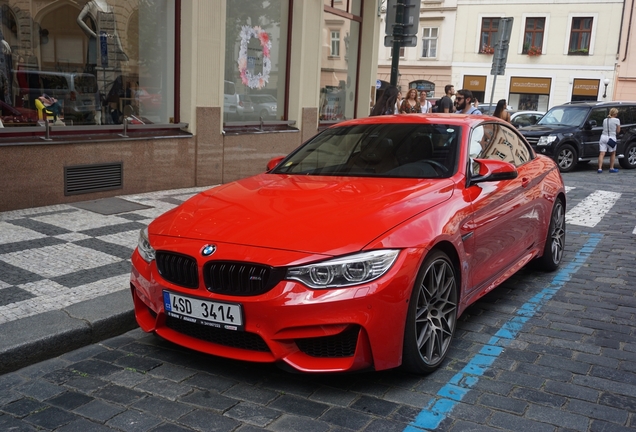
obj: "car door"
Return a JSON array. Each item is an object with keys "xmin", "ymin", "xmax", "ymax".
[
  {"xmin": 465, "ymin": 123, "xmax": 541, "ymax": 294},
  {"xmin": 580, "ymin": 107, "xmax": 608, "ymax": 158},
  {"xmin": 616, "ymin": 105, "xmax": 636, "ymax": 152}
]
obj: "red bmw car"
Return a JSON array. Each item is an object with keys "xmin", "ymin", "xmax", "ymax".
[{"xmin": 130, "ymin": 114, "xmax": 566, "ymax": 374}]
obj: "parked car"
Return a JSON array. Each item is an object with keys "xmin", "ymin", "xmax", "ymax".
[
  {"xmin": 518, "ymin": 101, "xmax": 636, "ymax": 172},
  {"xmin": 477, "ymin": 102, "xmax": 515, "ymax": 115},
  {"xmin": 131, "ymin": 114, "xmax": 566, "ymax": 374},
  {"xmin": 14, "ymin": 70, "xmax": 99, "ymax": 124},
  {"xmin": 510, "ymin": 110, "xmax": 545, "ymax": 128},
  {"xmin": 238, "ymin": 94, "xmax": 255, "ymax": 119},
  {"xmin": 223, "ymin": 80, "xmax": 240, "ymax": 121},
  {"xmin": 249, "ymin": 94, "xmax": 277, "ymax": 120}
]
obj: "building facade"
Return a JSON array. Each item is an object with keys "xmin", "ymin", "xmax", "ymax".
[
  {"xmin": 0, "ymin": 0, "xmax": 382, "ymax": 211},
  {"xmin": 377, "ymin": 0, "xmax": 626, "ymax": 109},
  {"xmin": 614, "ymin": 0, "xmax": 636, "ymax": 100}
]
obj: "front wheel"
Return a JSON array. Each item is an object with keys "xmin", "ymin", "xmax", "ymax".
[
  {"xmin": 556, "ymin": 144, "xmax": 576, "ymax": 173},
  {"xmin": 402, "ymin": 251, "xmax": 458, "ymax": 374},
  {"xmin": 619, "ymin": 141, "xmax": 636, "ymax": 169},
  {"xmin": 536, "ymin": 198, "xmax": 566, "ymax": 271}
]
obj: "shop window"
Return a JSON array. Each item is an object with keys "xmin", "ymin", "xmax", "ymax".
[
  {"xmin": 480, "ymin": 18, "xmax": 499, "ymax": 53},
  {"xmin": 224, "ymin": 0, "xmax": 290, "ymax": 124},
  {"xmin": 1, "ymin": 0, "xmax": 176, "ymax": 129},
  {"xmin": 331, "ymin": 30, "xmax": 340, "ymax": 57},
  {"xmin": 522, "ymin": 17, "xmax": 545, "ymax": 54},
  {"xmin": 320, "ymin": 1, "xmax": 361, "ymax": 123},
  {"xmin": 569, "ymin": 17, "xmax": 592, "ymax": 55},
  {"xmin": 421, "ymin": 27, "xmax": 437, "ymax": 58}
]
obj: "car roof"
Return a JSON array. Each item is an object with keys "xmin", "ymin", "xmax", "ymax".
[
  {"xmin": 335, "ymin": 114, "xmax": 495, "ymax": 128},
  {"xmin": 556, "ymin": 101, "xmax": 636, "ymax": 108}
]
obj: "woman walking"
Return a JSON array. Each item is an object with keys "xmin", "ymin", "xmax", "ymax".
[
  {"xmin": 598, "ymin": 108, "xmax": 621, "ymax": 173},
  {"xmin": 492, "ymin": 99, "xmax": 511, "ymax": 122},
  {"xmin": 399, "ymin": 88, "xmax": 421, "ymax": 114},
  {"xmin": 370, "ymin": 86, "xmax": 399, "ymax": 116}
]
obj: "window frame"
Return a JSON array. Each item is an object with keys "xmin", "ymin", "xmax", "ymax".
[
  {"xmin": 421, "ymin": 27, "xmax": 438, "ymax": 59},
  {"xmin": 479, "ymin": 17, "xmax": 500, "ymax": 54},
  {"xmin": 568, "ymin": 16, "xmax": 593, "ymax": 55},
  {"xmin": 522, "ymin": 17, "xmax": 546, "ymax": 54},
  {"xmin": 330, "ymin": 30, "xmax": 341, "ymax": 57}
]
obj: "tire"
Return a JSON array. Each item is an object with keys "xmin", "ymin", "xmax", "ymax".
[
  {"xmin": 619, "ymin": 141, "xmax": 636, "ymax": 169},
  {"xmin": 536, "ymin": 198, "xmax": 566, "ymax": 272},
  {"xmin": 402, "ymin": 250, "xmax": 458, "ymax": 374},
  {"xmin": 555, "ymin": 144, "xmax": 576, "ymax": 173}
]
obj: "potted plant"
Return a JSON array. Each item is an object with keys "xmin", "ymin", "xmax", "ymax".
[
  {"xmin": 568, "ymin": 48, "xmax": 588, "ymax": 55},
  {"xmin": 480, "ymin": 45, "xmax": 494, "ymax": 54},
  {"xmin": 527, "ymin": 46, "xmax": 542, "ymax": 56}
]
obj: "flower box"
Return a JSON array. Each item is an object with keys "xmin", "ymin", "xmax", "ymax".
[
  {"xmin": 526, "ymin": 46, "xmax": 542, "ymax": 56},
  {"xmin": 480, "ymin": 45, "xmax": 494, "ymax": 55}
]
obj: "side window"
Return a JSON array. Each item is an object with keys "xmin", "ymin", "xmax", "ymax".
[
  {"xmin": 470, "ymin": 124, "xmax": 532, "ymax": 167},
  {"xmin": 617, "ymin": 106, "xmax": 636, "ymax": 125},
  {"xmin": 588, "ymin": 108, "xmax": 608, "ymax": 126}
]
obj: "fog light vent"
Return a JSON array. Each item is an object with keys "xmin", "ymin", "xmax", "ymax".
[{"xmin": 64, "ymin": 162, "xmax": 123, "ymax": 195}]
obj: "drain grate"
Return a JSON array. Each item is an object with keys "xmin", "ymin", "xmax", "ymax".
[{"xmin": 64, "ymin": 162, "xmax": 123, "ymax": 196}]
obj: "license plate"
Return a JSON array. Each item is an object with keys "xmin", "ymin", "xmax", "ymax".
[{"xmin": 163, "ymin": 291, "xmax": 243, "ymax": 331}]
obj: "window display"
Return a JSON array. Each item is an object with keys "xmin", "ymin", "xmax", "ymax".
[
  {"xmin": 0, "ymin": 0, "xmax": 174, "ymax": 128},
  {"xmin": 224, "ymin": 0, "xmax": 289, "ymax": 123}
]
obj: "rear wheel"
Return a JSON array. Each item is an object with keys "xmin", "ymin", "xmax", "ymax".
[
  {"xmin": 537, "ymin": 198, "xmax": 565, "ymax": 271},
  {"xmin": 402, "ymin": 250, "xmax": 458, "ymax": 374},
  {"xmin": 619, "ymin": 141, "xmax": 636, "ymax": 169},
  {"xmin": 556, "ymin": 144, "xmax": 576, "ymax": 173}
]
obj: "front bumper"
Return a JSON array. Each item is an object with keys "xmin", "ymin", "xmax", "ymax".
[{"xmin": 130, "ymin": 242, "xmax": 422, "ymax": 373}]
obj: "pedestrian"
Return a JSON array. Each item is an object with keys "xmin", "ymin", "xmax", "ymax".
[
  {"xmin": 394, "ymin": 90, "xmax": 402, "ymax": 114},
  {"xmin": 492, "ymin": 99, "xmax": 511, "ymax": 122},
  {"xmin": 370, "ymin": 85, "xmax": 399, "ymax": 116},
  {"xmin": 598, "ymin": 108, "xmax": 620, "ymax": 173},
  {"xmin": 419, "ymin": 90, "xmax": 432, "ymax": 113},
  {"xmin": 455, "ymin": 89, "xmax": 482, "ymax": 114},
  {"xmin": 438, "ymin": 84, "xmax": 455, "ymax": 113},
  {"xmin": 400, "ymin": 88, "xmax": 421, "ymax": 114}
]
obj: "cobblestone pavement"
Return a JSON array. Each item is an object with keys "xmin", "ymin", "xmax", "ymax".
[{"xmin": 1, "ymin": 162, "xmax": 635, "ymax": 431}]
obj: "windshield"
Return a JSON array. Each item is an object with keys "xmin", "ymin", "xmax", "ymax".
[
  {"xmin": 538, "ymin": 106, "xmax": 589, "ymax": 127},
  {"xmin": 272, "ymin": 123, "xmax": 461, "ymax": 178}
]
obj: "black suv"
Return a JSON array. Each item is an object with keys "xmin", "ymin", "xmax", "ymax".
[{"xmin": 519, "ymin": 101, "xmax": 636, "ymax": 172}]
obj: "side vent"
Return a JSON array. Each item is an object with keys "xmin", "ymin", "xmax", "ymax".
[{"xmin": 64, "ymin": 162, "xmax": 123, "ymax": 196}]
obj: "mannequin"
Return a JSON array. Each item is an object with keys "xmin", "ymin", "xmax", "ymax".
[{"xmin": 77, "ymin": 0, "xmax": 128, "ymax": 123}]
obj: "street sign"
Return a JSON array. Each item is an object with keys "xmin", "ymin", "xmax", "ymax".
[
  {"xmin": 490, "ymin": 17, "xmax": 514, "ymax": 76},
  {"xmin": 385, "ymin": 0, "xmax": 420, "ymax": 40},
  {"xmin": 384, "ymin": 35, "xmax": 418, "ymax": 48}
]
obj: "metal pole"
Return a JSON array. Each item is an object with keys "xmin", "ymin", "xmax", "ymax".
[
  {"xmin": 488, "ymin": 75, "xmax": 498, "ymax": 115},
  {"xmin": 40, "ymin": 118, "xmax": 52, "ymax": 141},
  {"xmin": 390, "ymin": 1, "xmax": 405, "ymax": 86},
  {"xmin": 119, "ymin": 116, "xmax": 129, "ymax": 138}
]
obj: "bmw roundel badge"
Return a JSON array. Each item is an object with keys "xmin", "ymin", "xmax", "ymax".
[{"xmin": 201, "ymin": 244, "xmax": 217, "ymax": 257}]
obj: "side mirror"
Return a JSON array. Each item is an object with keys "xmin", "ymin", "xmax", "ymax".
[
  {"xmin": 585, "ymin": 120, "xmax": 597, "ymax": 129},
  {"xmin": 470, "ymin": 158, "xmax": 518, "ymax": 185},
  {"xmin": 266, "ymin": 156, "xmax": 285, "ymax": 171}
]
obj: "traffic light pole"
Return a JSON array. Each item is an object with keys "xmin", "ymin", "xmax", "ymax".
[{"xmin": 389, "ymin": 1, "xmax": 405, "ymax": 86}]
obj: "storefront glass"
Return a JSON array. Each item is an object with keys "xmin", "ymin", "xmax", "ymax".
[
  {"xmin": 319, "ymin": 1, "xmax": 361, "ymax": 123},
  {"xmin": 0, "ymin": 0, "xmax": 175, "ymax": 128},
  {"xmin": 224, "ymin": 0, "xmax": 289, "ymax": 123},
  {"xmin": 508, "ymin": 77, "xmax": 551, "ymax": 112}
]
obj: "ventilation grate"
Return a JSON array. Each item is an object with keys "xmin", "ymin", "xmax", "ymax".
[{"xmin": 64, "ymin": 162, "xmax": 123, "ymax": 196}]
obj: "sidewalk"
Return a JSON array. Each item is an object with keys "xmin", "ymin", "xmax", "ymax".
[{"xmin": 0, "ymin": 186, "xmax": 213, "ymax": 374}]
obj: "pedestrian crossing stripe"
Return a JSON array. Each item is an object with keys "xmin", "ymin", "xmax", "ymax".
[{"xmin": 565, "ymin": 190, "xmax": 622, "ymax": 228}]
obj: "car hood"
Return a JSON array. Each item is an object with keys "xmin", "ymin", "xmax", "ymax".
[
  {"xmin": 520, "ymin": 124, "xmax": 576, "ymax": 136},
  {"xmin": 150, "ymin": 174, "xmax": 454, "ymax": 256}
]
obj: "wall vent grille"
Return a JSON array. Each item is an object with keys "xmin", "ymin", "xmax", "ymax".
[{"xmin": 64, "ymin": 162, "xmax": 123, "ymax": 196}]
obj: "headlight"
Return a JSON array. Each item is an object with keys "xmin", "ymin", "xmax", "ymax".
[
  {"xmin": 537, "ymin": 135, "xmax": 557, "ymax": 146},
  {"xmin": 286, "ymin": 250, "xmax": 400, "ymax": 289},
  {"xmin": 137, "ymin": 227, "xmax": 156, "ymax": 263}
]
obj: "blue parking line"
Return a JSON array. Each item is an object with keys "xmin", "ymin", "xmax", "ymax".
[{"xmin": 405, "ymin": 233, "xmax": 603, "ymax": 431}]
